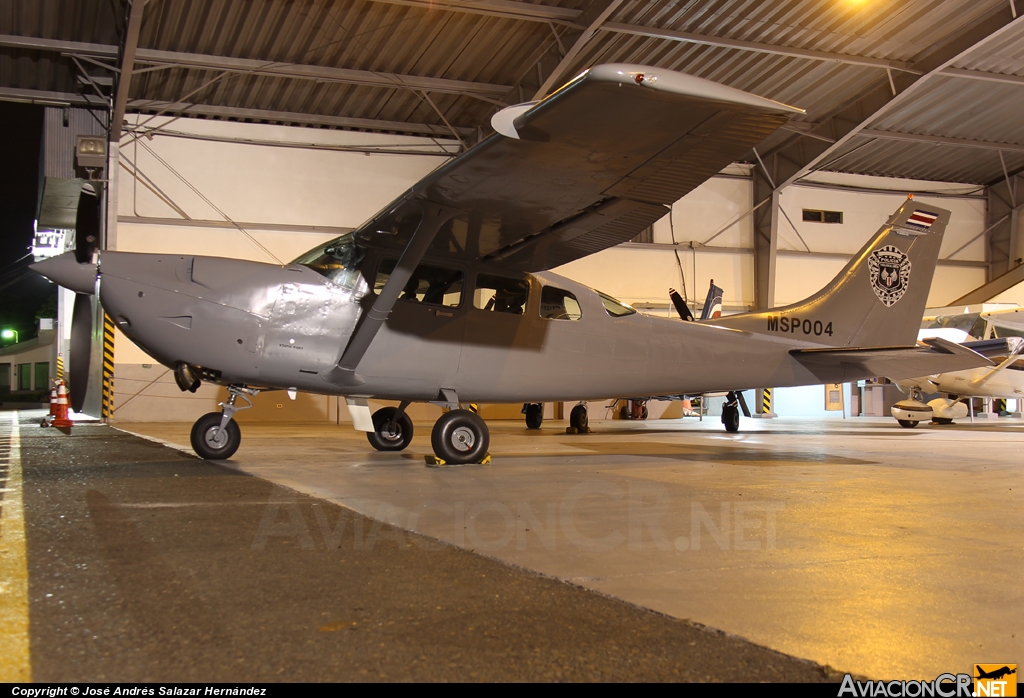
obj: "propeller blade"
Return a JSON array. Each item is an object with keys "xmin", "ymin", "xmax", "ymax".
[
  {"xmin": 668, "ymin": 288, "xmax": 693, "ymax": 321},
  {"xmin": 69, "ymin": 292, "xmax": 93, "ymax": 413},
  {"xmin": 74, "ymin": 184, "xmax": 101, "ymax": 264}
]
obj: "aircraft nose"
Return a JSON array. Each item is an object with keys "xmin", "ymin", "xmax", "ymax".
[{"xmin": 30, "ymin": 251, "xmax": 98, "ymax": 294}]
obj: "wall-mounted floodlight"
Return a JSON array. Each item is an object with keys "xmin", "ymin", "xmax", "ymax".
[
  {"xmin": 76, "ymin": 135, "xmax": 107, "ymax": 169},
  {"xmin": 1, "ymin": 329, "xmax": 19, "ymax": 344}
]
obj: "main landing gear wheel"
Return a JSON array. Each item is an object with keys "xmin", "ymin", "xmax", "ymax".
[
  {"xmin": 897, "ymin": 419, "xmax": 919, "ymax": 428},
  {"xmin": 722, "ymin": 405, "xmax": 740, "ymax": 433},
  {"xmin": 569, "ymin": 404, "xmax": 588, "ymax": 431},
  {"xmin": 190, "ymin": 412, "xmax": 242, "ymax": 460},
  {"xmin": 524, "ymin": 403, "xmax": 543, "ymax": 430},
  {"xmin": 367, "ymin": 406, "xmax": 414, "ymax": 451},
  {"xmin": 431, "ymin": 409, "xmax": 489, "ymax": 465}
]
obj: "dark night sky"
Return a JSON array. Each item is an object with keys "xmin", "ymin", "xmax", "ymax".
[{"xmin": 0, "ymin": 101, "xmax": 50, "ymax": 340}]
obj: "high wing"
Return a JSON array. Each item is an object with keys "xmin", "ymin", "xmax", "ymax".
[
  {"xmin": 791, "ymin": 338, "xmax": 993, "ymax": 384},
  {"xmin": 329, "ymin": 63, "xmax": 801, "ymax": 384},
  {"xmin": 351, "ymin": 63, "xmax": 802, "ymax": 272}
]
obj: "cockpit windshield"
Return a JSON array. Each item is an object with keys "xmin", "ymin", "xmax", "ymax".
[
  {"xmin": 292, "ymin": 233, "xmax": 367, "ymax": 289},
  {"xmin": 598, "ymin": 291, "xmax": 636, "ymax": 317}
]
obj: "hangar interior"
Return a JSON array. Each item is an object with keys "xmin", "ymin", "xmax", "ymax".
[
  {"xmin": 7, "ymin": 0, "xmax": 1024, "ymax": 423},
  {"xmin": 3, "ymin": 0, "xmax": 1024, "ymax": 683}
]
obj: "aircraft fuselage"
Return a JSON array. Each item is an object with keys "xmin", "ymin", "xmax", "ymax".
[{"xmin": 95, "ymin": 248, "xmax": 849, "ymax": 403}]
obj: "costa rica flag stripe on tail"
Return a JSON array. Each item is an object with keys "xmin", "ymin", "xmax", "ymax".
[{"xmin": 907, "ymin": 210, "xmax": 939, "ymax": 228}]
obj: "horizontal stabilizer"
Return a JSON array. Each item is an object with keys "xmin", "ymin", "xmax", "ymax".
[{"xmin": 790, "ymin": 337, "xmax": 992, "ymax": 383}]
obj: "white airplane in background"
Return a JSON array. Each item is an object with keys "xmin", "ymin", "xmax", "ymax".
[{"xmin": 891, "ymin": 306, "xmax": 1024, "ymax": 427}]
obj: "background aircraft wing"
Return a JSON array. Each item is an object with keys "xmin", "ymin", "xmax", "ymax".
[
  {"xmin": 354, "ymin": 63, "xmax": 801, "ymax": 272},
  {"xmin": 960, "ymin": 336, "xmax": 1024, "ymax": 358},
  {"xmin": 790, "ymin": 338, "xmax": 993, "ymax": 383}
]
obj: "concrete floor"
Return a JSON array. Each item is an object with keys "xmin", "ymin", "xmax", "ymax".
[
  {"xmin": 16, "ymin": 411, "xmax": 831, "ymax": 682},
  {"xmin": 119, "ymin": 414, "xmax": 1024, "ymax": 680}
]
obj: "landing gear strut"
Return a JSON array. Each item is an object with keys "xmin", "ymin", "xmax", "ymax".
[
  {"xmin": 431, "ymin": 409, "xmax": 490, "ymax": 465},
  {"xmin": 190, "ymin": 385, "xmax": 257, "ymax": 459}
]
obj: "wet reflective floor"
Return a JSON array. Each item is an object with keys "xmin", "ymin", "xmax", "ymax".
[{"xmin": 119, "ymin": 414, "xmax": 1024, "ymax": 680}]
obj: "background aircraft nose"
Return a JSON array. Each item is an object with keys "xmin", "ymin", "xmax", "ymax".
[{"xmin": 30, "ymin": 251, "xmax": 98, "ymax": 294}]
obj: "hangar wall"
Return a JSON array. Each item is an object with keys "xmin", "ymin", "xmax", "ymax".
[
  {"xmin": 559, "ymin": 172, "xmax": 987, "ymax": 312},
  {"xmin": 107, "ymin": 116, "xmax": 990, "ymax": 423}
]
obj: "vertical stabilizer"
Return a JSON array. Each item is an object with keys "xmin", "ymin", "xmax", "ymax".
[{"xmin": 713, "ymin": 197, "xmax": 949, "ymax": 347}]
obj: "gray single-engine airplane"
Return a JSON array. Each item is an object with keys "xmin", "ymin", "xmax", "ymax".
[{"xmin": 33, "ymin": 63, "xmax": 992, "ymax": 464}]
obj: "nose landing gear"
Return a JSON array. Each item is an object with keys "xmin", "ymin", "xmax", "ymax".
[
  {"xmin": 567, "ymin": 402, "xmax": 590, "ymax": 433},
  {"xmin": 190, "ymin": 385, "xmax": 257, "ymax": 460},
  {"xmin": 367, "ymin": 403, "xmax": 414, "ymax": 451},
  {"xmin": 523, "ymin": 402, "xmax": 543, "ymax": 430}
]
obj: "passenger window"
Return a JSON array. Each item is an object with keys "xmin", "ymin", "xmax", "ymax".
[
  {"xmin": 375, "ymin": 259, "xmax": 463, "ymax": 307},
  {"xmin": 540, "ymin": 286, "xmax": 582, "ymax": 321},
  {"xmin": 474, "ymin": 274, "xmax": 529, "ymax": 315}
]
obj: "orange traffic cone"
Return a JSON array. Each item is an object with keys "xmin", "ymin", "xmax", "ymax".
[
  {"xmin": 40, "ymin": 385, "xmax": 59, "ymax": 427},
  {"xmin": 51, "ymin": 381, "xmax": 73, "ymax": 428}
]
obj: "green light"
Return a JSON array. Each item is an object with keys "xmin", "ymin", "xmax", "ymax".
[{"xmin": 1, "ymin": 329, "xmax": 18, "ymax": 342}]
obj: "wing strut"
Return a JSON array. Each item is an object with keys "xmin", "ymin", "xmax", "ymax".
[{"xmin": 324, "ymin": 202, "xmax": 458, "ymax": 386}]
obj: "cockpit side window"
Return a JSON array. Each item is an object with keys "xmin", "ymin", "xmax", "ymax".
[
  {"xmin": 539, "ymin": 286, "xmax": 582, "ymax": 321},
  {"xmin": 474, "ymin": 274, "xmax": 529, "ymax": 315},
  {"xmin": 375, "ymin": 259, "xmax": 463, "ymax": 307},
  {"xmin": 291, "ymin": 233, "xmax": 366, "ymax": 289}
]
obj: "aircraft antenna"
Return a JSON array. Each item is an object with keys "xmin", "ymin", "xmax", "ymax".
[{"xmin": 667, "ymin": 204, "xmax": 689, "ymax": 312}]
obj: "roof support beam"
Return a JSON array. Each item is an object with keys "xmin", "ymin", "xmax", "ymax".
[
  {"xmin": 110, "ymin": 0, "xmax": 145, "ymax": 141},
  {"xmin": 601, "ymin": 22, "xmax": 918, "ymax": 73},
  {"xmin": 860, "ymin": 129, "xmax": 1024, "ymax": 153},
  {"xmin": 0, "ymin": 85, "xmax": 107, "ymax": 107},
  {"xmin": 0, "ymin": 85, "xmax": 471, "ymax": 136},
  {"xmin": 534, "ymin": 0, "xmax": 626, "ymax": 100},
  {"xmin": 0, "ymin": 34, "xmax": 513, "ymax": 98},
  {"xmin": 940, "ymin": 66, "xmax": 1024, "ymax": 87},
  {"xmin": 366, "ymin": 0, "xmax": 580, "ymax": 25},
  {"xmin": 126, "ymin": 100, "xmax": 473, "ymax": 137},
  {"xmin": 758, "ymin": 4, "xmax": 1024, "ymax": 193}
]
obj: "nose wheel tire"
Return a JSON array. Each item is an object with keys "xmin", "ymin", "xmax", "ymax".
[
  {"xmin": 368, "ymin": 407, "xmax": 414, "ymax": 451},
  {"xmin": 431, "ymin": 409, "xmax": 489, "ymax": 465},
  {"xmin": 897, "ymin": 419, "xmax": 919, "ymax": 428},
  {"xmin": 190, "ymin": 412, "xmax": 242, "ymax": 460},
  {"xmin": 524, "ymin": 403, "xmax": 543, "ymax": 430},
  {"xmin": 722, "ymin": 404, "xmax": 740, "ymax": 433},
  {"xmin": 569, "ymin": 404, "xmax": 588, "ymax": 431}
]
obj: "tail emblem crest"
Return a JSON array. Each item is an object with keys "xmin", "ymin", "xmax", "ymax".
[{"xmin": 868, "ymin": 245, "xmax": 911, "ymax": 307}]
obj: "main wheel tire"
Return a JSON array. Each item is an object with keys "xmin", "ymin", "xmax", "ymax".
[
  {"xmin": 431, "ymin": 409, "xmax": 489, "ymax": 465},
  {"xmin": 524, "ymin": 403, "xmax": 543, "ymax": 430},
  {"xmin": 932, "ymin": 417, "xmax": 953, "ymax": 425},
  {"xmin": 190, "ymin": 412, "xmax": 241, "ymax": 460},
  {"xmin": 722, "ymin": 405, "xmax": 740, "ymax": 433},
  {"xmin": 367, "ymin": 407, "xmax": 414, "ymax": 451},
  {"xmin": 569, "ymin": 404, "xmax": 588, "ymax": 431},
  {"xmin": 897, "ymin": 419, "xmax": 919, "ymax": 428}
]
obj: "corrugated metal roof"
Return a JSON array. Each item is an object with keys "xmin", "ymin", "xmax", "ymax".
[{"xmin": 3, "ymin": 0, "xmax": 1024, "ymax": 184}]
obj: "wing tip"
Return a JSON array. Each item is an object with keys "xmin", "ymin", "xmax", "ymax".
[{"xmin": 584, "ymin": 63, "xmax": 805, "ymax": 115}]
